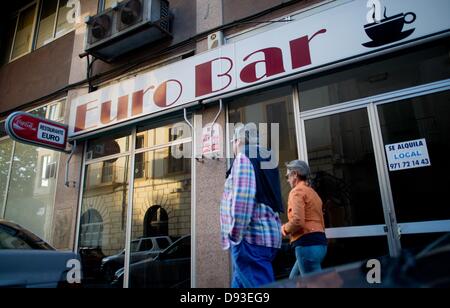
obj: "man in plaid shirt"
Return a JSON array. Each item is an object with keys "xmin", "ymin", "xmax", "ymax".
[{"xmin": 221, "ymin": 125, "xmax": 283, "ymax": 288}]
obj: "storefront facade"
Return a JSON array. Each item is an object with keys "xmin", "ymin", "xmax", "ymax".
[{"xmin": 1, "ymin": 0, "xmax": 449, "ymax": 288}]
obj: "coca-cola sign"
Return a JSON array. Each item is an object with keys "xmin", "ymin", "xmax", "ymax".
[{"xmin": 6, "ymin": 112, "xmax": 69, "ymax": 152}]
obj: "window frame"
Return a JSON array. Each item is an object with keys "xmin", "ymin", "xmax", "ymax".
[
  {"xmin": 34, "ymin": 0, "xmax": 75, "ymax": 50},
  {"xmin": 6, "ymin": 0, "xmax": 75, "ymax": 63},
  {"xmin": 8, "ymin": 1, "xmax": 40, "ymax": 62}
]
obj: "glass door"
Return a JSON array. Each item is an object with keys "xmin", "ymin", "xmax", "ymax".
[
  {"xmin": 376, "ymin": 90, "xmax": 450, "ymax": 252},
  {"xmin": 301, "ymin": 108, "xmax": 391, "ymax": 267}
]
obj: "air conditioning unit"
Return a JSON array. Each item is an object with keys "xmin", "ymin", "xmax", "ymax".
[{"xmin": 85, "ymin": 0, "xmax": 171, "ymax": 62}]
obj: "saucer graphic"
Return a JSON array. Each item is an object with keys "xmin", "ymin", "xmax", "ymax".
[
  {"xmin": 362, "ymin": 28, "xmax": 415, "ymax": 47},
  {"xmin": 362, "ymin": 9, "xmax": 416, "ymax": 48}
]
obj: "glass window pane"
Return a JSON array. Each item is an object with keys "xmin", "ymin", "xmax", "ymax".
[
  {"xmin": 0, "ymin": 139, "xmax": 13, "ymax": 216},
  {"xmin": 29, "ymin": 105, "xmax": 48, "ymax": 118},
  {"xmin": 137, "ymin": 120, "xmax": 191, "ymax": 150},
  {"xmin": 2, "ymin": 16, "xmax": 18, "ymax": 64},
  {"xmin": 299, "ymin": 38, "xmax": 450, "ymax": 111},
  {"xmin": 324, "ymin": 236, "xmax": 389, "ymax": 268},
  {"xmin": 227, "ymin": 86, "xmax": 298, "ymax": 280},
  {"xmin": 228, "ymin": 86, "xmax": 298, "ymax": 209},
  {"xmin": 0, "ymin": 122, "xmax": 7, "ymax": 139},
  {"xmin": 304, "ymin": 109, "xmax": 385, "ymax": 227},
  {"xmin": 55, "ymin": 0, "xmax": 72, "ymax": 36},
  {"xmin": 79, "ymin": 156, "xmax": 129, "ymax": 287},
  {"xmin": 36, "ymin": 0, "xmax": 58, "ymax": 48},
  {"xmin": 129, "ymin": 143, "xmax": 191, "ymax": 288},
  {"xmin": 378, "ymin": 91, "xmax": 450, "ymax": 223},
  {"xmin": 103, "ymin": 0, "xmax": 123, "ymax": 10},
  {"xmin": 11, "ymin": 4, "xmax": 37, "ymax": 60},
  {"xmin": 86, "ymin": 131, "xmax": 130, "ymax": 160},
  {"xmin": 4, "ymin": 143, "xmax": 59, "ymax": 242}
]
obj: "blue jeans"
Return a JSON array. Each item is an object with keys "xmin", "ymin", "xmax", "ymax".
[
  {"xmin": 231, "ymin": 240, "xmax": 279, "ymax": 288},
  {"xmin": 289, "ymin": 245, "xmax": 327, "ymax": 279}
]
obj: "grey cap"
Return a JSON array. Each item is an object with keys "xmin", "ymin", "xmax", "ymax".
[{"xmin": 285, "ymin": 160, "xmax": 310, "ymax": 177}]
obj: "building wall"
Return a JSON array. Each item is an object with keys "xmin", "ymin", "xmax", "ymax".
[
  {"xmin": 194, "ymin": 104, "xmax": 231, "ymax": 288},
  {"xmin": 0, "ymin": 31, "xmax": 75, "ymax": 115}
]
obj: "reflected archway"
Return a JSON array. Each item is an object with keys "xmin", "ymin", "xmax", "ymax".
[{"xmin": 143, "ymin": 205, "xmax": 168, "ymax": 237}]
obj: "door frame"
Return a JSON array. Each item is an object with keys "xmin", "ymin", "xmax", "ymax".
[{"xmin": 296, "ymin": 78, "xmax": 450, "ymax": 257}]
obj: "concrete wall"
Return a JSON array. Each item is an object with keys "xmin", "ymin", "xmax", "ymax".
[
  {"xmin": 194, "ymin": 104, "xmax": 231, "ymax": 288},
  {"xmin": 0, "ymin": 31, "xmax": 75, "ymax": 115}
]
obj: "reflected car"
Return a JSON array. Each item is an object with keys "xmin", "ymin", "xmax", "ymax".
[
  {"xmin": 112, "ymin": 235, "xmax": 190, "ymax": 288},
  {"xmin": 101, "ymin": 236, "xmax": 173, "ymax": 282},
  {"xmin": 0, "ymin": 219, "xmax": 82, "ymax": 288}
]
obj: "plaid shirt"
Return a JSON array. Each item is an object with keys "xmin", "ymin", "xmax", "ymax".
[{"xmin": 220, "ymin": 153, "xmax": 282, "ymax": 250}]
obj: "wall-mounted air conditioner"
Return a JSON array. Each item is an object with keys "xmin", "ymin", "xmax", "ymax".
[{"xmin": 85, "ymin": 0, "xmax": 171, "ymax": 62}]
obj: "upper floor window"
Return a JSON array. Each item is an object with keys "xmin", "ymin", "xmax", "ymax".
[
  {"xmin": 36, "ymin": 0, "xmax": 73, "ymax": 48},
  {"xmin": 8, "ymin": 3, "xmax": 38, "ymax": 61},
  {"xmin": 99, "ymin": 0, "xmax": 124, "ymax": 12},
  {"xmin": 3, "ymin": 0, "xmax": 75, "ymax": 64}
]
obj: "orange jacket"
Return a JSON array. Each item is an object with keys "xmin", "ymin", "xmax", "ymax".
[{"xmin": 283, "ymin": 181, "xmax": 325, "ymax": 243}]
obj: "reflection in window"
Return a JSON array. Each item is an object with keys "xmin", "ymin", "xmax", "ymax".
[
  {"xmin": 4, "ymin": 143, "xmax": 59, "ymax": 241},
  {"xmin": 0, "ymin": 139, "xmax": 13, "ymax": 215},
  {"xmin": 40, "ymin": 154, "xmax": 57, "ymax": 187},
  {"xmin": 324, "ymin": 236, "xmax": 389, "ymax": 268},
  {"xmin": 130, "ymin": 137, "xmax": 192, "ymax": 287},
  {"xmin": 228, "ymin": 86, "xmax": 298, "ymax": 214},
  {"xmin": 144, "ymin": 206, "xmax": 169, "ymax": 237},
  {"xmin": 3, "ymin": 1, "xmax": 75, "ymax": 63},
  {"xmin": 102, "ymin": 0, "xmax": 124, "ymax": 11},
  {"xmin": 56, "ymin": 0, "xmax": 72, "ymax": 36},
  {"xmin": 80, "ymin": 209, "xmax": 103, "ymax": 248},
  {"xmin": 0, "ymin": 101, "xmax": 65, "ymax": 245},
  {"xmin": 80, "ymin": 156, "xmax": 129, "ymax": 287},
  {"xmin": 85, "ymin": 158, "xmax": 128, "ymax": 188},
  {"xmin": 137, "ymin": 120, "xmax": 191, "ymax": 150},
  {"xmin": 168, "ymin": 128, "xmax": 186, "ymax": 174},
  {"xmin": 378, "ymin": 91, "xmax": 450, "ymax": 223},
  {"xmin": 86, "ymin": 132, "xmax": 130, "ymax": 160},
  {"xmin": 2, "ymin": 17, "xmax": 18, "ymax": 65},
  {"xmin": 11, "ymin": 4, "xmax": 37, "ymax": 60},
  {"xmin": 36, "ymin": 0, "xmax": 58, "ymax": 48},
  {"xmin": 227, "ymin": 86, "xmax": 298, "ymax": 280},
  {"xmin": 135, "ymin": 136, "xmax": 145, "ymax": 178},
  {"xmin": 299, "ymin": 39, "xmax": 450, "ymax": 111},
  {"xmin": 304, "ymin": 109, "xmax": 385, "ymax": 227}
]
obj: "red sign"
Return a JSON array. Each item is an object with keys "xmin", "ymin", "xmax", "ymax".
[{"xmin": 6, "ymin": 112, "xmax": 68, "ymax": 152}]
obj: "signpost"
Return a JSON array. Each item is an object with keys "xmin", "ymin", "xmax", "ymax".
[{"xmin": 5, "ymin": 112, "xmax": 69, "ymax": 153}]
